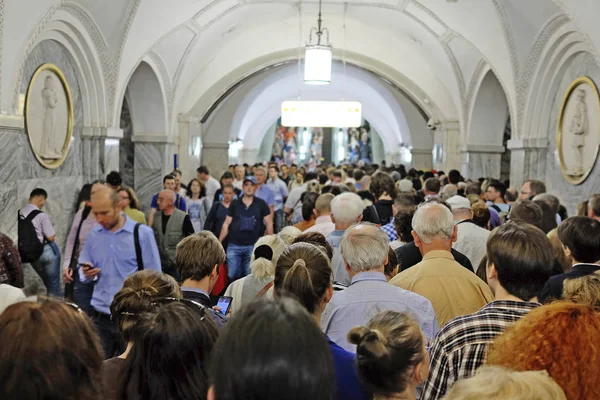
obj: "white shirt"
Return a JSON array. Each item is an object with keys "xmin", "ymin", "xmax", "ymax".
[
  {"xmin": 452, "ymin": 220, "xmax": 490, "ymax": 272},
  {"xmin": 0, "ymin": 284, "xmax": 26, "ymax": 314},
  {"xmin": 304, "ymin": 215, "xmax": 336, "ymax": 237},
  {"xmin": 203, "ymin": 176, "xmax": 221, "ymax": 202},
  {"xmin": 233, "ymin": 179, "xmax": 244, "ymax": 190}
]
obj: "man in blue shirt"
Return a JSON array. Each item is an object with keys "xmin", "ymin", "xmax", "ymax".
[
  {"xmin": 79, "ymin": 187, "xmax": 161, "ymax": 358},
  {"xmin": 219, "ymin": 176, "xmax": 273, "ymax": 282},
  {"xmin": 266, "ymin": 165, "xmax": 288, "ymax": 233},
  {"xmin": 253, "ymin": 167, "xmax": 275, "ymax": 216},
  {"xmin": 148, "ymin": 174, "xmax": 187, "ymax": 226}
]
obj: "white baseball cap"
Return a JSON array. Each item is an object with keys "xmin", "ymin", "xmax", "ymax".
[{"xmin": 446, "ymin": 195, "xmax": 471, "ymax": 211}]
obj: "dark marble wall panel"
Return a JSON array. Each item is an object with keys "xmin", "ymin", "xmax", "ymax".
[{"xmin": 120, "ymin": 98, "xmax": 135, "ymax": 187}]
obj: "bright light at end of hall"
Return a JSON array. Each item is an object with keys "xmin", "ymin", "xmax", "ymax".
[
  {"xmin": 281, "ymin": 101, "xmax": 362, "ymax": 127},
  {"xmin": 304, "ymin": 0, "xmax": 332, "ymax": 85}
]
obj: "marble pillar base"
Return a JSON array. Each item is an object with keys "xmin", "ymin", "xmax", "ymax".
[
  {"xmin": 411, "ymin": 148, "xmax": 433, "ymax": 170},
  {"xmin": 461, "ymin": 151, "xmax": 503, "ymax": 180}
]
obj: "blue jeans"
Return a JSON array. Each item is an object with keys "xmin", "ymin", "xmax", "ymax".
[
  {"xmin": 226, "ymin": 243, "xmax": 254, "ymax": 282},
  {"xmin": 274, "ymin": 208, "xmax": 285, "ymax": 233},
  {"xmin": 31, "ymin": 242, "xmax": 62, "ymax": 297},
  {"xmin": 73, "ymin": 271, "xmax": 94, "ymax": 316}
]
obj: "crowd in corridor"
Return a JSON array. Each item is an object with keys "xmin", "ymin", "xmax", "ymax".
[{"xmin": 1, "ymin": 162, "xmax": 600, "ymax": 400}]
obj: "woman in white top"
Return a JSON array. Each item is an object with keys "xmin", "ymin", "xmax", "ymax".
[
  {"xmin": 224, "ymin": 235, "xmax": 286, "ymax": 314},
  {"xmin": 185, "ymin": 178, "xmax": 208, "ymax": 232}
]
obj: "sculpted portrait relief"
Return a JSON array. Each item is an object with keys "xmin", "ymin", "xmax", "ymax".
[
  {"xmin": 557, "ymin": 76, "xmax": 600, "ymax": 185},
  {"xmin": 25, "ymin": 63, "xmax": 74, "ymax": 169}
]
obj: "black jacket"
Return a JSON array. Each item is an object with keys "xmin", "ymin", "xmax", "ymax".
[
  {"xmin": 394, "ymin": 242, "xmax": 474, "ymax": 273},
  {"xmin": 182, "ymin": 289, "xmax": 228, "ymax": 328},
  {"xmin": 539, "ymin": 263, "xmax": 600, "ymax": 303}
]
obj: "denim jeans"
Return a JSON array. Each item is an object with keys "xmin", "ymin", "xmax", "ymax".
[
  {"xmin": 274, "ymin": 208, "xmax": 285, "ymax": 233},
  {"xmin": 93, "ymin": 311, "xmax": 124, "ymax": 359},
  {"xmin": 73, "ymin": 271, "xmax": 94, "ymax": 317},
  {"xmin": 226, "ymin": 243, "xmax": 254, "ymax": 282},
  {"xmin": 31, "ymin": 242, "xmax": 62, "ymax": 297}
]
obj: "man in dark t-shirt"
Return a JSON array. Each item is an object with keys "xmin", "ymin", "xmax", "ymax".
[{"xmin": 219, "ymin": 176, "xmax": 273, "ymax": 282}]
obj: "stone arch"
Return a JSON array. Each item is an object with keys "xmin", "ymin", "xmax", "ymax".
[{"xmin": 124, "ymin": 61, "xmax": 169, "ymax": 137}]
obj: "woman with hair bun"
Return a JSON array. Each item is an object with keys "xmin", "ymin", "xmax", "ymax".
[
  {"xmin": 347, "ymin": 311, "xmax": 429, "ymax": 400},
  {"xmin": 103, "ymin": 270, "xmax": 182, "ymax": 399},
  {"xmin": 273, "ymin": 242, "xmax": 370, "ymax": 400}
]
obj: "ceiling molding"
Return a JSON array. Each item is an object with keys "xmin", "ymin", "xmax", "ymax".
[{"xmin": 491, "ymin": 0, "xmax": 519, "ymax": 77}]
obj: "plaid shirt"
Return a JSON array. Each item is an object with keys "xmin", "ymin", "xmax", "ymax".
[
  {"xmin": 381, "ymin": 218, "xmax": 398, "ymax": 241},
  {"xmin": 420, "ymin": 300, "xmax": 539, "ymax": 400}
]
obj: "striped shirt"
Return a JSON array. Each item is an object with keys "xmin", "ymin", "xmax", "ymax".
[{"xmin": 420, "ymin": 300, "xmax": 539, "ymax": 400}]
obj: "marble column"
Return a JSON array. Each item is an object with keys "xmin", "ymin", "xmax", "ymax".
[
  {"xmin": 239, "ymin": 148, "xmax": 260, "ymax": 165},
  {"xmin": 460, "ymin": 145, "xmax": 505, "ymax": 179},
  {"xmin": 0, "ymin": 115, "xmax": 24, "ymax": 239},
  {"xmin": 435, "ymin": 121, "xmax": 462, "ymax": 172},
  {"xmin": 201, "ymin": 142, "xmax": 230, "ymax": 178},
  {"xmin": 411, "ymin": 148, "xmax": 433, "ymax": 170},
  {"xmin": 507, "ymin": 138, "xmax": 548, "ymax": 190},
  {"xmin": 133, "ymin": 136, "xmax": 174, "ymax": 213},
  {"xmin": 177, "ymin": 114, "xmax": 202, "ymax": 183}
]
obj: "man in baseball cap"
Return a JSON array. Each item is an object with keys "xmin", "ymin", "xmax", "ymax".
[
  {"xmin": 219, "ymin": 174, "xmax": 273, "ymax": 282},
  {"xmin": 447, "ymin": 195, "xmax": 490, "ymax": 271}
]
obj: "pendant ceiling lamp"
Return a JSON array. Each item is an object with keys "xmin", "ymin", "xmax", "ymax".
[{"xmin": 304, "ymin": 0, "xmax": 332, "ymax": 85}]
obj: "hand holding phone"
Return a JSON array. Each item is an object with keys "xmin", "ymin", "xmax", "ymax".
[
  {"xmin": 215, "ymin": 296, "xmax": 233, "ymax": 315},
  {"xmin": 80, "ymin": 262, "xmax": 100, "ymax": 279}
]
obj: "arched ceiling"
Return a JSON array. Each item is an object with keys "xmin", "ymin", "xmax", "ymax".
[{"xmin": 4, "ymin": 0, "xmax": 598, "ymax": 140}]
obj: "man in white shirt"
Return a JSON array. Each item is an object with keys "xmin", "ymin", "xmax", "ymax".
[
  {"xmin": 197, "ymin": 165, "xmax": 221, "ymax": 202},
  {"xmin": 233, "ymin": 164, "xmax": 245, "ymax": 190},
  {"xmin": 304, "ymin": 193, "xmax": 335, "ymax": 237},
  {"xmin": 447, "ymin": 195, "xmax": 490, "ymax": 272}
]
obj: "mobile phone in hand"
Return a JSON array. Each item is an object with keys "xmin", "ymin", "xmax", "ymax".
[{"xmin": 216, "ymin": 296, "xmax": 233, "ymax": 315}]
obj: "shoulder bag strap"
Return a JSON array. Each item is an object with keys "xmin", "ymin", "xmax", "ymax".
[
  {"xmin": 256, "ymin": 281, "xmax": 274, "ymax": 298},
  {"xmin": 70, "ymin": 207, "xmax": 90, "ymax": 267},
  {"xmin": 23, "ymin": 209, "xmax": 43, "ymax": 223},
  {"xmin": 134, "ymin": 223, "xmax": 144, "ymax": 271}
]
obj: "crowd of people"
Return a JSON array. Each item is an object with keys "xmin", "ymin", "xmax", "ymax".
[{"xmin": 2, "ymin": 161, "xmax": 600, "ymax": 400}]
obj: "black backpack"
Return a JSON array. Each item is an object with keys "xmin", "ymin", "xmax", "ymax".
[{"xmin": 18, "ymin": 210, "xmax": 44, "ymax": 263}]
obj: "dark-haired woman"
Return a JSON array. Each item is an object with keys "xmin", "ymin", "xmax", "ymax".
[
  {"xmin": 186, "ymin": 178, "xmax": 208, "ymax": 232},
  {"xmin": 209, "ymin": 297, "xmax": 335, "ymax": 400},
  {"xmin": 273, "ymin": 242, "xmax": 370, "ymax": 400},
  {"xmin": 348, "ymin": 311, "xmax": 429, "ymax": 400},
  {"xmin": 370, "ymin": 171, "xmax": 398, "ymax": 225}
]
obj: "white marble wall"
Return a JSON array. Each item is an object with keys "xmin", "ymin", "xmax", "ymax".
[
  {"xmin": 134, "ymin": 142, "xmax": 173, "ymax": 213},
  {"xmin": 0, "ymin": 40, "xmax": 107, "ymax": 249},
  {"xmin": 543, "ymin": 52, "xmax": 600, "ymax": 215},
  {"xmin": 461, "ymin": 151, "xmax": 503, "ymax": 180}
]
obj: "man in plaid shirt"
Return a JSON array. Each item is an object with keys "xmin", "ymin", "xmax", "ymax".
[{"xmin": 420, "ymin": 221, "xmax": 555, "ymax": 400}]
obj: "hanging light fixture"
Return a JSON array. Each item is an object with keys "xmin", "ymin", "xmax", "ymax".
[{"xmin": 304, "ymin": 0, "xmax": 332, "ymax": 85}]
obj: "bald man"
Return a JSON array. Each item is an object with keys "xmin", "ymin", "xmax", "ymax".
[
  {"xmin": 78, "ymin": 187, "xmax": 161, "ymax": 358},
  {"xmin": 152, "ymin": 189, "xmax": 195, "ymax": 280}
]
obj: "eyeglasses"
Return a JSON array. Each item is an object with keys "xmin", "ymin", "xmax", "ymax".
[{"xmin": 114, "ymin": 297, "xmax": 207, "ymax": 321}]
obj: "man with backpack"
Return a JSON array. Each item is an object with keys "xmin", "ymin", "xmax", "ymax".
[
  {"xmin": 79, "ymin": 187, "xmax": 161, "ymax": 358},
  {"xmin": 18, "ymin": 188, "xmax": 61, "ymax": 297}
]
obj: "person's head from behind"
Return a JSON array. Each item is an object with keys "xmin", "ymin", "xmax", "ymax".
[
  {"xmin": 394, "ymin": 207, "xmax": 416, "ymax": 243},
  {"xmin": 384, "ymin": 247, "xmax": 399, "ymax": 281},
  {"xmin": 423, "ymin": 177, "xmax": 441, "ymax": 196},
  {"xmin": 557, "ymin": 216, "xmax": 600, "ymax": 265},
  {"xmin": 278, "ymin": 226, "xmax": 302, "ymax": 246},
  {"xmin": 486, "ymin": 181, "xmax": 506, "ymax": 203},
  {"xmin": 487, "ymin": 302, "xmax": 600, "ymax": 400},
  {"xmin": 442, "ymin": 366, "xmax": 566, "ymax": 400},
  {"xmin": 393, "ymin": 193, "xmax": 416, "ymax": 214},
  {"xmin": 250, "ymin": 235, "xmax": 286, "ymax": 280},
  {"xmin": 486, "ymin": 221, "xmax": 554, "ymax": 301},
  {"xmin": 330, "ymin": 192, "xmax": 366, "ymax": 230},
  {"xmin": 578, "ymin": 200, "xmax": 589, "ymax": 217},
  {"xmin": 29, "ymin": 188, "xmax": 48, "ymax": 209},
  {"xmin": 157, "ymin": 189, "xmax": 176, "ymax": 212},
  {"xmin": 547, "ymin": 228, "xmax": 572, "ymax": 273},
  {"xmin": 91, "ymin": 187, "xmax": 122, "ymax": 230},
  {"xmin": 162, "ymin": 174, "xmax": 176, "ymax": 191},
  {"xmin": 340, "ymin": 223, "xmax": 389, "ymax": 276},
  {"xmin": 110, "ymin": 270, "xmax": 182, "ymax": 343},
  {"xmin": 563, "ymin": 271, "xmax": 600, "ymax": 311},
  {"xmin": 106, "ymin": 170, "xmax": 123, "ymax": 189},
  {"xmin": 465, "ymin": 183, "xmax": 482, "ymax": 198},
  {"xmin": 411, "ymin": 202, "xmax": 456, "ymax": 253},
  {"xmin": 532, "ymin": 200, "xmax": 558, "ymax": 234},
  {"xmin": 509, "ymin": 200, "xmax": 543, "ymax": 231},
  {"xmin": 505, "ymin": 187, "xmax": 518, "ymax": 204},
  {"xmin": 124, "ymin": 301, "xmax": 218, "ymax": 400},
  {"xmin": 209, "ymin": 297, "xmax": 335, "ymax": 400},
  {"xmin": 448, "ymin": 169, "xmax": 462, "ymax": 185},
  {"xmin": 301, "ymin": 191, "xmax": 319, "ymax": 222},
  {"xmin": 532, "ymin": 193, "xmax": 560, "ymax": 216},
  {"xmin": 370, "ymin": 171, "xmax": 397, "ymax": 199},
  {"xmin": 274, "ymin": 242, "xmax": 332, "ymax": 315},
  {"xmin": 176, "ymin": 232, "xmax": 226, "ymax": 291},
  {"xmin": 347, "ymin": 311, "xmax": 429, "ymax": 397},
  {"xmin": 292, "ymin": 232, "xmax": 334, "ymax": 261},
  {"xmin": 519, "ymin": 179, "xmax": 546, "ymax": 200},
  {"xmin": 0, "ymin": 301, "xmax": 104, "ymax": 399},
  {"xmin": 314, "ymin": 193, "xmax": 334, "ymax": 217},
  {"xmin": 587, "ymin": 194, "xmax": 600, "ymax": 220}
]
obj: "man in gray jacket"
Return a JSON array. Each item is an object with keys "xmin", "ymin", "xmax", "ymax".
[{"xmin": 152, "ymin": 190, "xmax": 194, "ymax": 281}]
